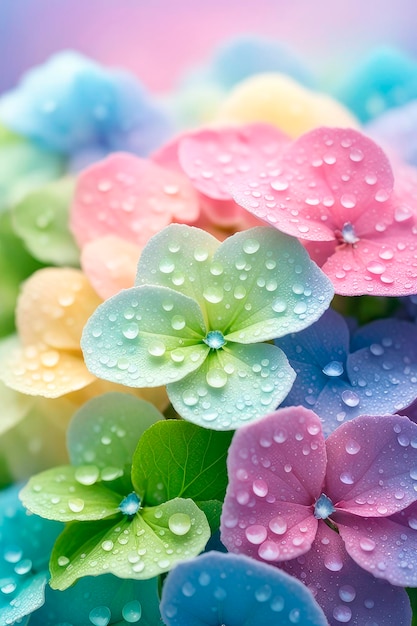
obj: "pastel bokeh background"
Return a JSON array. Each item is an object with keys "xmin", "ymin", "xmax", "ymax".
[{"xmin": 2, "ymin": 0, "xmax": 417, "ymax": 93}]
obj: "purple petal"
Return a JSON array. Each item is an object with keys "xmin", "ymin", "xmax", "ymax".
[
  {"xmin": 280, "ymin": 523, "xmax": 411, "ymax": 626},
  {"xmin": 325, "ymin": 414, "xmax": 417, "ymax": 516},
  {"xmin": 336, "ymin": 503, "xmax": 417, "ymax": 586},
  {"xmin": 221, "ymin": 406, "xmax": 326, "ymax": 562}
]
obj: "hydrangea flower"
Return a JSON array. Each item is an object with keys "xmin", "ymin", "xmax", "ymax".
[
  {"xmin": 20, "ymin": 393, "xmax": 212, "ymax": 589},
  {"xmin": 275, "ymin": 307, "xmax": 417, "ymax": 435},
  {"xmin": 0, "ymin": 51, "xmax": 172, "ymax": 168},
  {"xmin": 180, "ymin": 124, "xmax": 417, "ymax": 295},
  {"xmin": 81, "ymin": 223, "xmax": 334, "ymax": 430},
  {"xmin": 160, "ymin": 551, "xmax": 328, "ymax": 626},
  {"xmin": 221, "ymin": 406, "xmax": 416, "ymax": 624},
  {"xmin": 212, "ymin": 73, "xmax": 358, "ymax": 137},
  {"xmin": 366, "ymin": 100, "xmax": 417, "ymax": 167},
  {"xmin": 335, "ymin": 47, "xmax": 417, "ymax": 122},
  {"xmin": 0, "ymin": 483, "xmax": 63, "ymax": 625},
  {"xmin": 0, "ymin": 266, "xmax": 167, "ymax": 409}
]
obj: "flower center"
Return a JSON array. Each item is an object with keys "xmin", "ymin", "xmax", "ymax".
[
  {"xmin": 203, "ymin": 330, "xmax": 226, "ymax": 350},
  {"xmin": 119, "ymin": 492, "xmax": 141, "ymax": 517},
  {"xmin": 322, "ymin": 360, "xmax": 344, "ymax": 377},
  {"xmin": 340, "ymin": 222, "xmax": 359, "ymax": 245},
  {"xmin": 314, "ymin": 493, "xmax": 336, "ymax": 520}
]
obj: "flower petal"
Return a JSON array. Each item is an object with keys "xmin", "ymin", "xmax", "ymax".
[
  {"xmin": 168, "ymin": 342, "xmax": 295, "ymax": 430},
  {"xmin": 160, "ymin": 551, "xmax": 328, "ymax": 626},
  {"xmin": 280, "ymin": 523, "xmax": 412, "ymax": 626},
  {"xmin": 81, "ymin": 235, "xmax": 140, "ymax": 299},
  {"xmin": 67, "ymin": 392, "xmax": 163, "ymax": 469},
  {"xmin": 221, "ymin": 406, "xmax": 326, "ymax": 559},
  {"xmin": 81, "ymin": 284, "xmax": 208, "ymax": 388},
  {"xmin": 49, "ymin": 498, "xmax": 210, "ymax": 589},
  {"xmin": 16, "ymin": 267, "xmax": 102, "ymax": 349},
  {"xmin": 178, "ymin": 123, "xmax": 289, "ymax": 200},
  {"xmin": 70, "ymin": 152, "xmax": 199, "ymax": 249},
  {"xmin": 325, "ymin": 414, "xmax": 417, "ymax": 516}
]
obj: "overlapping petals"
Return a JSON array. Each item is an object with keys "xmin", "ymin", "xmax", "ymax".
[
  {"xmin": 81, "ymin": 224, "xmax": 334, "ymax": 430},
  {"xmin": 221, "ymin": 407, "xmax": 417, "ymax": 623},
  {"xmin": 276, "ymin": 307, "xmax": 417, "ymax": 435},
  {"xmin": 160, "ymin": 551, "xmax": 328, "ymax": 626},
  {"xmin": 181, "ymin": 124, "xmax": 417, "ymax": 295}
]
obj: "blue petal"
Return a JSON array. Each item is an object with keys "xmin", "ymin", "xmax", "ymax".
[
  {"xmin": 335, "ymin": 46, "xmax": 417, "ymax": 122},
  {"xmin": 0, "ymin": 51, "xmax": 172, "ymax": 158},
  {"xmin": 0, "ymin": 484, "xmax": 63, "ymax": 623},
  {"xmin": 160, "ymin": 551, "xmax": 328, "ymax": 625},
  {"xmin": 29, "ymin": 574, "xmax": 161, "ymax": 625}
]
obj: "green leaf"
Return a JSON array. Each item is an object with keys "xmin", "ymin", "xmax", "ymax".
[
  {"xmin": 49, "ymin": 498, "xmax": 210, "ymax": 589},
  {"xmin": 67, "ymin": 392, "xmax": 164, "ymax": 470},
  {"xmin": 131, "ymin": 420, "xmax": 233, "ymax": 505},
  {"xmin": 135, "ymin": 223, "xmax": 220, "ymax": 326},
  {"xmin": 12, "ymin": 177, "xmax": 80, "ymax": 266},
  {"xmin": 196, "ymin": 499, "xmax": 224, "ymax": 533},
  {"xmin": 81, "ymin": 284, "xmax": 209, "ymax": 387},
  {"xmin": 167, "ymin": 342, "xmax": 296, "ymax": 429},
  {"xmin": 19, "ymin": 466, "xmax": 122, "ymax": 521}
]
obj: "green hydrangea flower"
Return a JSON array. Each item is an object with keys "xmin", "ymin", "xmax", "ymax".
[{"xmin": 81, "ymin": 225, "xmax": 334, "ymax": 430}]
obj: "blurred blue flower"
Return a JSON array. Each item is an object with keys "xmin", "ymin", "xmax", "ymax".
[
  {"xmin": 0, "ymin": 483, "xmax": 62, "ymax": 625},
  {"xmin": 335, "ymin": 47, "xmax": 417, "ymax": 122},
  {"xmin": 366, "ymin": 99, "xmax": 417, "ymax": 167},
  {"xmin": 276, "ymin": 308, "xmax": 417, "ymax": 435},
  {"xmin": 160, "ymin": 551, "xmax": 328, "ymax": 626},
  {"xmin": 0, "ymin": 51, "xmax": 173, "ymax": 168}
]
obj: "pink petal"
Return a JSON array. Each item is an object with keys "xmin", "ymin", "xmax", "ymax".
[
  {"xmin": 336, "ymin": 504, "xmax": 417, "ymax": 586},
  {"xmin": 233, "ymin": 127, "xmax": 395, "ymax": 242},
  {"xmin": 178, "ymin": 123, "xmax": 289, "ymax": 200},
  {"xmin": 70, "ymin": 152, "xmax": 200, "ymax": 248},
  {"xmin": 81, "ymin": 235, "xmax": 140, "ymax": 300},
  {"xmin": 325, "ymin": 414, "xmax": 417, "ymax": 516},
  {"xmin": 280, "ymin": 523, "xmax": 412, "ymax": 626},
  {"xmin": 221, "ymin": 406, "xmax": 327, "ymax": 562}
]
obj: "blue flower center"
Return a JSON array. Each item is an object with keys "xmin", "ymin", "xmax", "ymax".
[
  {"xmin": 341, "ymin": 222, "xmax": 359, "ymax": 244},
  {"xmin": 119, "ymin": 492, "xmax": 141, "ymax": 517},
  {"xmin": 314, "ymin": 493, "xmax": 336, "ymax": 520},
  {"xmin": 322, "ymin": 360, "xmax": 344, "ymax": 377},
  {"xmin": 203, "ymin": 330, "xmax": 226, "ymax": 350}
]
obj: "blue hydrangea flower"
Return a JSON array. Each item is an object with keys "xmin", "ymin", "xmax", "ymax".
[
  {"xmin": 275, "ymin": 307, "xmax": 417, "ymax": 435},
  {"xmin": 160, "ymin": 551, "xmax": 328, "ymax": 625},
  {"xmin": 335, "ymin": 47, "xmax": 417, "ymax": 122},
  {"xmin": 0, "ymin": 51, "xmax": 173, "ymax": 167},
  {"xmin": 0, "ymin": 483, "xmax": 63, "ymax": 625}
]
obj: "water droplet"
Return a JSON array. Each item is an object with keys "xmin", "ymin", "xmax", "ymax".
[
  {"xmin": 341, "ymin": 390, "xmax": 360, "ymax": 407},
  {"xmin": 243, "ymin": 238, "xmax": 260, "ymax": 254},
  {"xmin": 359, "ymin": 537, "xmax": 376, "ymax": 552},
  {"xmin": 171, "ymin": 315, "xmax": 186, "ymax": 331},
  {"xmin": 182, "ymin": 389, "xmax": 199, "ymax": 406},
  {"xmin": 122, "ymin": 323, "xmax": 139, "ymax": 340},
  {"xmin": 339, "ymin": 585, "xmax": 356, "ymax": 602},
  {"xmin": 101, "ymin": 540, "xmax": 114, "ymax": 552},
  {"xmin": 324, "ymin": 555, "xmax": 343, "ymax": 571},
  {"xmin": 271, "ymin": 179, "xmax": 289, "ymax": 191},
  {"xmin": 269, "ymin": 516, "xmax": 287, "ymax": 535},
  {"xmin": 1, "ymin": 582, "xmax": 16, "ymax": 594},
  {"xmin": 89, "ymin": 606, "xmax": 111, "ymax": 626},
  {"xmin": 258, "ymin": 540, "xmax": 280, "ymax": 560},
  {"xmin": 252, "ymin": 479, "xmax": 269, "ymax": 497},
  {"xmin": 272, "ymin": 298, "xmax": 287, "ymax": 313},
  {"xmin": 206, "ymin": 368, "xmax": 228, "ymax": 388},
  {"xmin": 255, "ymin": 584, "xmax": 272, "ymax": 602},
  {"xmin": 289, "ymin": 608, "xmax": 301, "ymax": 623},
  {"xmin": 366, "ymin": 261, "xmax": 386, "ymax": 275},
  {"xmin": 68, "ymin": 498, "xmax": 85, "ymax": 513},
  {"xmin": 270, "ymin": 596, "xmax": 285, "ymax": 612},
  {"xmin": 333, "ymin": 605, "xmax": 352, "ymax": 623},
  {"xmin": 168, "ymin": 513, "xmax": 191, "ymax": 536},
  {"xmin": 159, "ymin": 259, "xmax": 175, "ymax": 274},
  {"xmin": 341, "ymin": 194, "xmax": 357, "ymax": 209},
  {"xmin": 40, "ymin": 350, "xmax": 60, "ymax": 367},
  {"xmin": 345, "ymin": 439, "xmax": 361, "ymax": 455},
  {"xmin": 4, "ymin": 546, "xmax": 23, "ymax": 563},
  {"xmin": 122, "ymin": 600, "xmax": 142, "ymax": 623},
  {"xmin": 340, "ymin": 472, "xmax": 354, "ymax": 485},
  {"xmin": 203, "ymin": 286, "xmax": 223, "ymax": 303},
  {"xmin": 148, "ymin": 341, "xmax": 166, "ymax": 357},
  {"xmin": 75, "ymin": 465, "xmax": 100, "ymax": 486},
  {"xmin": 246, "ymin": 524, "xmax": 268, "ymax": 544}
]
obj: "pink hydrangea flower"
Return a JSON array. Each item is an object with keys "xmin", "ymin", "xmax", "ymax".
[
  {"xmin": 221, "ymin": 406, "xmax": 417, "ymax": 624},
  {"xmin": 179, "ymin": 124, "xmax": 417, "ymax": 296}
]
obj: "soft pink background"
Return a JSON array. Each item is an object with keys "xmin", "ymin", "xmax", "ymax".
[{"xmin": 1, "ymin": 0, "xmax": 417, "ymax": 93}]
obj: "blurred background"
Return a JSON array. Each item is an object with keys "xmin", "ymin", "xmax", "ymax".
[{"xmin": 2, "ymin": 0, "xmax": 417, "ymax": 94}]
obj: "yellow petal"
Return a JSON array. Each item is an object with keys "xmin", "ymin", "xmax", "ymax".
[
  {"xmin": 17, "ymin": 267, "xmax": 102, "ymax": 349},
  {"xmin": 0, "ymin": 380, "xmax": 34, "ymax": 436},
  {"xmin": 0, "ymin": 336, "xmax": 95, "ymax": 398},
  {"xmin": 214, "ymin": 73, "xmax": 358, "ymax": 137},
  {"xmin": 68, "ymin": 379, "xmax": 170, "ymax": 413}
]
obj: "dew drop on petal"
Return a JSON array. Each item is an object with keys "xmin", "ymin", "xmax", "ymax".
[
  {"xmin": 168, "ymin": 513, "xmax": 191, "ymax": 536},
  {"xmin": 269, "ymin": 516, "xmax": 287, "ymax": 535},
  {"xmin": 258, "ymin": 540, "xmax": 280, "ymax": 560},
  {"xmin": 333, "ymin": 605, "xmax": 352, "ymax": 623},
  {"xmin": 341, "ymin": 390, "xmax": 360, "ymax": 407},
  {"xmin": 206, "ymin": 368, "xmax": 228, "ymax": 388},
  {"xmin": 147, "ymin": 341, "xmax": 166, "ymax": 357},
  {"xmin": 340, "ymin": 472, "xmax": 355, "ymax": 485},
  {"xmin": 89, "ymin": 606, "xmax": 111, "ymax": 626},
  {"xmin": 322, "ymin": 361, "xmax": 344, "ymax": 377},
  {"xmin": 243, "ymin": 238, "xmax": 261, "ymax": 254},
  {"xmin": 345, "ymin": 440, "xmax": 361, "ymax": 455},
  {"xmin": 245, "ymin": 524, "xmax": 268, "ymax": 545},
  {"xmin": 339, "ymin": 585, "xmax": 356, "ymax": 602},
  {"xmin": 359, "ymin": 537, "xmax": 376, "ymax": 552},
  {"xmin": 68, "ymin": 498, "xmax": 85, "ymax": 513},
  {"xmin": 324, "ymin": 555, "xmax": 343, "ymax": 571},
  {"xmin": 122, "ymin": 601, "xmax": 142, "ymax": 623},
  {"xmin": 75, "ymin": 465, "xmax": 100, "ymax": 486}
]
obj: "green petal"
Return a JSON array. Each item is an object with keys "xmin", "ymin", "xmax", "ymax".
[
  {"xmin": 67, "ymin": 393, "xmax": 164, "ymax": 471},
  {"xmin": 12, "ymin": 177, "xmax": 80, "ymax": 266},
  {"xmin": 212, "ymin": 226, "xmax": 334, "ymax": 342},
  {"xmin": 131, "ymin": 420, "xmax": 232, "ymax": 505},
  {"xmin": 49, "ymin": 498, "xmax": 210, "ymax": 589},
  {"xmin": 81, "ymin": 285, "xmax": 209, "ymax": 387},
  {"xmin": 167, "ymin": 342, "xmax": 295, "ymax": 430},
  {"xmin": 19, "ymin": 466, "xmax": 122, "ymax": 522},
  {"xmin": 135, "ymin": 223, "xmax": 220, "ymax": 326}
]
